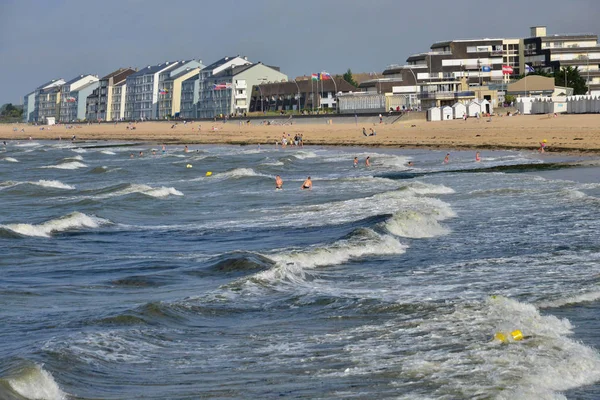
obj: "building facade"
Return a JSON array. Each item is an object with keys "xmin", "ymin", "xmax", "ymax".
[
  {"xmin": 197, "ymin": 56, "xmax": 252, "ymax": 118},
  {"xmin": 157, "ymin": 60, "xmax": 204, "ymax": 119},
  {"xmin": 34, "ymin": 79, "xmax": 67, "ymax": 122},
  {"xmin": 92, "ymin": 68, "xmax": 137, "ymax": 121},
  {"xmin": 201, "ymin": 63, "xmax": 288, "ymax": 118},
  {"xmin": 59, "ymin": 74, "xmax": 99, "ymax": 122},
  {"xmin": 180, "ymin": 74, "xmax": 200, "ymax": 119},
  {"xmin": 249, "ymin": 77, "xmax": 356, "ymax": 112},
  {"xmin": 125, "ymin": 62, "xmax": 179, "ymax": 120}
]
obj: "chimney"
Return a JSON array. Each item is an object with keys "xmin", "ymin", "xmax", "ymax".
[{"xmin": 530, "ymin": 26, "xmax": 547, "ymax": 38}]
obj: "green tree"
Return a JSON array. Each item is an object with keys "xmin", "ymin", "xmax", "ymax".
[
  {"xmin": 555, "ymin": 66, "xmax": 588, "ymax": 95},
  {"xmin": 343, "ymin": 69, "xmax": 358, "ymax": 87}
]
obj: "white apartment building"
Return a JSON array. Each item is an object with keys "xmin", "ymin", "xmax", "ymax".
[
  {"xmin": 180, "ymin": 74, "xmax": 200, "ymax": 119},
  {"xmin": 197, "ymin": 56, "xmax": 252, "ymax": 118},
  {"xmin": 157, "ymin": 60, "xmax": 204, "ymax": 119},
  {"xmin": 34, "ymin": 79, "xmax": 66, "ymax": 122},
  {"xmin": 59, "ymin": 74, "xmax": 99, "ymax": 122}
]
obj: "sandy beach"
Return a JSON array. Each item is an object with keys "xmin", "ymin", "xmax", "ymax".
[{"xmin": 3, "ymin": 114, "xmax": 600, "ymax": 152}]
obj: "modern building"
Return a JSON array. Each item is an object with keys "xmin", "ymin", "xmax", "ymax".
[
  {"xmin": 249, "ymin": 77, "xmax": 356, "ymax": 112},
  {"xmin": 180, "ymin": 74, "xmax": 200, "ymax": 119},
  {"xmin": 58, "ymin": 74, "xmax": 99, "ymax": 122},
  {"xmin": 33, "ymin": 79, "xmax": 67, "ymax": 122},
  {"xmin": 199, "ymin": 61, "xmax": 287, "ymax": 118},
  {"xmin": 87, "ymin": 68, "xmax": 136, "ymax": 121},
  {"xmin": 125, "ymin": 61, "xmax": 178, "ymax": 120},
  {"xmin": 197, "ymin": 56, "xmax": 252, "ymax": 118},
  {"xmin": 524, "ymin": 26, "xmax": 600, "ymax": 94},
  {"xmin": 23, "ymin": 91, "xmax": 36, "ymax": 122},
  {"xmin": 23, "ymin": 79, "xmax": 65, "ymax": 122},
  {"xmin": 157, "ymin": 60, "xmax": 204, "ymax": 119}
]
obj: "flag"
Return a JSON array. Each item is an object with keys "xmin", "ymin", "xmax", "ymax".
[
  {"xmin": 321, "ymin": 72, "xmax": 332, "ymax": 80},
  {"xmin": 159, "ymin": 89, "xmax": 169, "ymax": 95},
  {"xmin": 525, "ymin": 64, "xmax": 535, "ymax": 74},
  {"xmin": 502, "ymin": 65, "xmax": 514, "ymax": 75},
  {"xmin": 311, "ymin": 73, "xmax": 318, "ymax": 81},
  {"xmin": 212, "ymin": 83, "xmax": 231, "ymax": 90},
  {"xmin": 481, "ymin": 66, "xmax": 491, "ymax": 72},
  {"xmin": 66, "ymin": 96, "xmax": 76, "ymax": 103}
]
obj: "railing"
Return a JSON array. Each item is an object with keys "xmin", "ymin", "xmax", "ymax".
[{"xmin": 419, "ymin": 91, "xmax": 475, "ymax": 100}]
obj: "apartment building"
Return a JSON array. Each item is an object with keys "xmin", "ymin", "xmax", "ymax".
[
  {"xmin": 157, "ymin": 60, "xmax": 204, "ymax": 119},
  {"xmin": 125, "ymin": 61, "xmax": 179, "ymax": 120},
  {"xmin": 197, "ymin": 56, "xmax": 252, "ymax": 118},
  {"xmin": 23, "ymin": 91, "xmax": 35, "ymax": 122},
  {"xmin": 59, "ymin": 74, "xmax": 99, "ymax": 122},
  {"xmin": 23, "ymin": 79, "xmax": 65, "ymax": 122},
  {"xmin": 200, "ymin": 62, "xmax": 287, "ymax": 118},
  {"xmin": 180, "ymin": 74, "xmax": 200, "ymax": 119},
  {"xmin": 92, "ymin": 68, "xmax": 137, "ymax": 121},
  {"xmin": 524, "ymin": 26, "xmax": 600, "ymax": 94},
  {"xmin": 110, "ymin": 81, "xmax": 127, "ymax": 121},
  {"xmin": 34, "ymin": 79, "xmax": 66, "ymax": 122}
]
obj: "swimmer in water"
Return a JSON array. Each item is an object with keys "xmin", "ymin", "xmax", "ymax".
[
  {"xmin": 444, "ymin": 153, "xmax": 450, "ymax": 163},
  {"xmin": 353, "ymin": 157, "xmax": 358, "ymax": 168},
  {"xmin": 407, "ymin": 161, "xmax": 414, "ymax": 167},
  {"xmin": 184, "ymin": 145, "xmax": 188, "ymax": 153},
  {"xmin": 301, "ymin": 176, "xmax": 312, "ymax": 190},
  {"xmin": 475, "ymin": 152, "xmax": 481, "ymax": 162},
  {"xmin": 365, "ymin": 156, "xmax": 370, "ymax": 167},
  {"xmin": 275, "ymin": 175, "xmax": 283, "ymax": 190}
]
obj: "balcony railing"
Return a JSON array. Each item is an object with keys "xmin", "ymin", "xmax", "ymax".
[{"xmin": 419, "ymin": 91, "xmax": 475, "ymax": 100}]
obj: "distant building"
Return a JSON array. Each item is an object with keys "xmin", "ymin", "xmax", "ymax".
[
  {"xmin": 157, "ymin": 60, "xmax": 204, "ymax": 119},
  {"xmin": 180, "ymin": 74, "xmax": 200, "ymax": 119},
  {"xmin": 33, "ymin": 79, "xmax": 66, "ymax": 123},
  {"xmin": 506, "ymin": 75, "xmax": 573, "ymax": 97},
  {"xmin": 199, "ymin": 61, "xmax": 287, "ymax": 118},
  {"xmin": 125, "ymin": 61, "xmax": 178, "ymax": 120},
  {"xmin": 87, "ymin": 68, "xmax": 136, "ymax": 121},
  {"xmin": 23, "ymin": 91, "xmax": 36, "ymax": 122},
  {"xmin": 524, "ymin": 26, "xmax": 600, "ymax": 94},
  {"xmin": 197, "ymin": 56, "xmax": 252, "ymax": 118},
  {"xmin": 59, "ymin": 75, "xmax": 99, "ymax": 122},
  {"xmin": 249, "ymin": 77, "xmax": 356, "ymax": 112}
]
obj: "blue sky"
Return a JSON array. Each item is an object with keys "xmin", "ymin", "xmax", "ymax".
[{"xmin": 1, "ymin": 0, "xmax": 598, "ymax": 104}]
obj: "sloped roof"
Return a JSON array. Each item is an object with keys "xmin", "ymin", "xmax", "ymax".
[
  {"xmin": 507, "ymin": 75, "xmax": 554, "ymax": 93},
  {"xmin": 204, "ymin": 56, "xmax": 245, "ymax": 71}
]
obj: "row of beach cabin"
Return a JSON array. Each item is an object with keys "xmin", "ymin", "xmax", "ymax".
[
  {"xmin": 427, "ymin": 100, "xmax": 493, "ymax": 121},
  {"xmin": 517, "ymin": 96, "xmax": 600, "ymax": 115}
]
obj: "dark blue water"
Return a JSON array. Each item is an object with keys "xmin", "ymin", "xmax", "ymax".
[{"xmin": 1, "ymin": 141, "xmax": 599, "ymax": 399}]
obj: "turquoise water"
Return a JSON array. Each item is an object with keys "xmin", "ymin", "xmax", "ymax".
[{"xmin": 1, "ymin": 141, "xmax": 599, "ymax": 399}]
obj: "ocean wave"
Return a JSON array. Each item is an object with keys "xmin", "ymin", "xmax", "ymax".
[
  {"xmin": 538, "ymin": 290, "xmax": 600, "ymax": 309},
  {"xmin": 71, "ymin": 148, "xmax": 87, "ymax": 153},
  {"xmin": 14, "ymin": 142, "xmax": 41, "ymax": 147},
  {"xmin": 100, "ymin": 150, "xmax": 116, "ymax": 155},
  {"xmin": 381, "ymin": 209, "xmax": 450, "ymax": 238},
  {"xmin": 404, "ymin": 181, "xmax": 455, "ymax": 195},
  {"xmin": 32, "ymin": 180, "xmax": 75, "ymax": 190},
  {"xmin": 0, "ymin": 363, "xmax": 67, "ymax": 400},
  {"xmin": 41, "ymin": 161, "xmax": 88, "ymax": 170},
  {"xmin": 2, "ymin": 157, "xmax": 18, "ymax": 163},
  {"xmin": 290, "ymin": 150, "xmax": 317, "ymax": 160},
  {"xmin": 189, "ymin": 168, "xmax": 270, "ymax": 182},
  {"xmin": 254, "ymin": 228, "xmax": 407, "ymax": 284},
  {"xmin": 88, "ymin": 183, "xmax": 183, "ymax": 199},
  {"xmin": 0, "ymin": 212, "xmax": 109, "ymax": 238}
]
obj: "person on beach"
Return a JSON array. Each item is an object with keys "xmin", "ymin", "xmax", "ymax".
[
  {"xmin": 353, "ymin": 157, "xmax": 358, "ymax": 168},
  {"xmin": 363, "ymin": 127, "xmax": 367, "ymax": 136},
  {"xmin": 476, "ymin": 152, "xmax": 481, "ymax": 162},
  {"xmin": 301, "ymin": 176, "xmax": 312, "ymax": 190},
  {"xmin": 444, "ymin": 153, "xmax": 450, "ymax": 163},
  {"xmin": 369, "ymin": 128, "xmax": 376, "ymax": 136},
  {"xmin": 275, "ymin": 175, "xmax": 283, "ymax": 190},
  {"xmin": 365, "ymin": 156, "xmax": 371, "ymax": 167},
  {"xmin": 539, "ymin": 139, "xmax": 547, "ymax": 153}
]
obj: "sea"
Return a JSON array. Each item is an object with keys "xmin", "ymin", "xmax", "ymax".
[{"xmin": 1, "ymin": 140, "xmax": 600, "ymax": 400}]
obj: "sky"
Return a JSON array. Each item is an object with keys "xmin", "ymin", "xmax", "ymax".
[{"xmin": 1, "ymin": 0, "xmax": 599, "ymax": 105}]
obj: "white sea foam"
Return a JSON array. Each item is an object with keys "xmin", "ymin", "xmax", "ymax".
[
  {"xmin": 382, "ymin": 209, "xmax": 450, "ymax": 238},
  {"xmin": 100, "ymin": 150, "xmax": 116, "ymax": 155},
  {"xmin": 71, "ymin": 148, "xmax": 87, "ymax": 153},
  {"xmin": 218, "ymin": 168, "xmax": 266, "ymax": 179},
  {"xmin": 92, "ymin": 183, "xmax": 183, "ymax": 199},
  {"xmin": 7, "ymin": 364, "xmax": 66, "ymax": 400},
  {"xmin": 538, "ymin": 290, "xmax": 600, "ymax": 309},
  {"xmin": 291, "ymin": 151, "xmax": 317, "ymax": 160},
  {"xmin": 42, "ymin": 161, "xmax": 88, "ymax": 170},
  {"xmin": 1, "ymin": 212, "xmax": 108, "ymax": 237},
  {"xmin": 2, "ymin": 157, "xmax": 18, "ymax": 162},
  {"xmin": 14, "ymin": 142, "xmax": 41, "ymax": 147},
  {"xmin": 255, "ymin": 229, "xmax": 407, "ymax": 283},
  {"xmin": 32, "ymin": 180, "xmax": 75, "ymax": 190},
  {"xmin": 405, "ymin": 181, "xmax": 455, "ymax": 195}
]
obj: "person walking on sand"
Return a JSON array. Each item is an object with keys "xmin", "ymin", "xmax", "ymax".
[
  {"xmin": 475, "ymin": 152, "xmax": 481, "ymax": 162},
  {"xmin": 444, "ymin": 153, "xmax": 450, "ymax": 163},
  {"xmin": 365, "ymin": 156, "xmax": 371, "ymax": 167},
  {"xmin": 353, "ymin": 157, "xmax": 358, "ymax": 168},
  {"xmin": 301, "ymin": 176, "xmax": 312, "ymax": 190},
  {"xmin": 275, "ymin": 175, "xmax": 283, "ymax": 190}
]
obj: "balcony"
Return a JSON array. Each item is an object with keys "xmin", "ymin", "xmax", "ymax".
[{"xmin": 419, "ymin": 91, "xmax": 475, "ymax": 100}]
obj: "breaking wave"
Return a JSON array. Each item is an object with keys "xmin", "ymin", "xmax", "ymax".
[
  {"xmin": 0, "ymin": 363, "xmax": 66, "ymax": 400},
  {"xmin": 0, "ymin": 212, "xmax": 109, "ymax": 238},
  {"xmin": 2, "ymin": 157, "xmax": 18, "ymax": 163},
  {"xmin": 41, "ymin": 161, "xmax": 87, "ymax": 170}
]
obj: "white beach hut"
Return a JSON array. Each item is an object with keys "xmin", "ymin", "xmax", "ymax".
[
  {"xmin": 480, "ymin": 99, "xmax": 493, "ymax": 115},
  {"xmin": 467, "ymin": 100, "xmax": 481, "ymax": 117},
  {"xmin": 427, "ymin": 107, "xmax": 442, "ymax": 122},
  {"xmin": 441, "ymin": 106, "xmax": 453, "ymax": 120},
  {"xmin": 517, "ymin": 98, "xmax": 533, "ymax": 115},
  {"xmin": 452, "ymin": 102, "xmax": 466, "ymax": 119}
]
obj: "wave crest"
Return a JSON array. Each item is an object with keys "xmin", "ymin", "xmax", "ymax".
[
  {"xmin": 1, "ymin": 212, "xmax": 109, "ymax": 237},
  {"xmin": 2, "ymin": 363, "xmax": 66, "ymax": 400}
]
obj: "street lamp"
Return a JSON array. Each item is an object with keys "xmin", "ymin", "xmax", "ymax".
[
  {"xmin": 293, "ymin": 79, "xmax": 301, "ymax": 113},
  {"xmin": 406, "ymin": 67, "xmax": 418, "ymax": 109}
]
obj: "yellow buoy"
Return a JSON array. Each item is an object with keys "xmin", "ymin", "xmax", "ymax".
[
  {"xmin": 494, "ymin": 332, "xmax": 508, "ymax": 343},
  {"xmin": 205, "ymin": 171, "xmax": 212, "ymax": 176},
  {"xmin": 511, "ymin": 330, "xmax": 523, "ymax": 341},
  {"xmin": 186, "ymin": 164, "xmax": 192, "ymax": 168}
]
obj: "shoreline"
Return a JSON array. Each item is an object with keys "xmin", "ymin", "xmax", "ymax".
[{"xmin": 3, "ymin": 114, "xmax": 600, "ymax": 154}]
